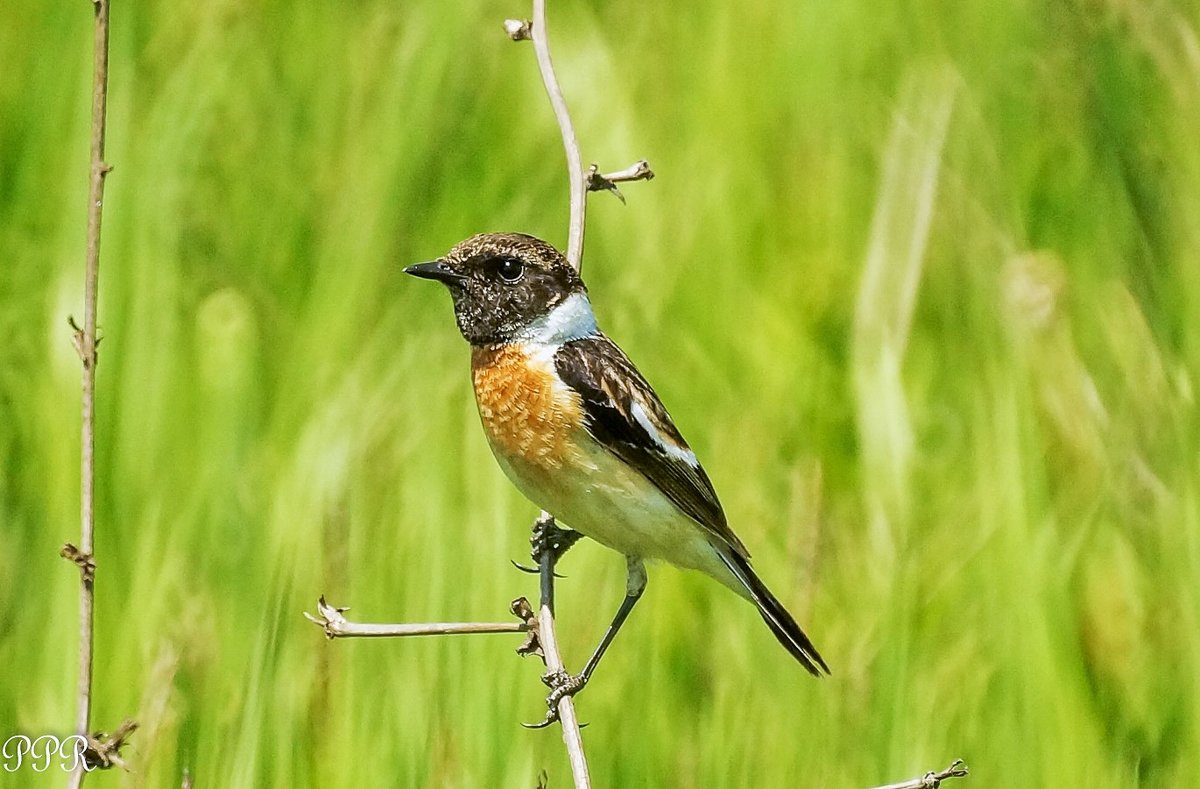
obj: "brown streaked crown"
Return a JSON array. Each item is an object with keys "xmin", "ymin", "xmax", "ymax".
[{"xmin": 406, "ymin": 233, "xmax": 586, "ymax": 346}]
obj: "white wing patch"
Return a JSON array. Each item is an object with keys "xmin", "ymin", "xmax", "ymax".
[{"xmin": 629, "ymin": 400, "xmax": 699, "ymax": 466}]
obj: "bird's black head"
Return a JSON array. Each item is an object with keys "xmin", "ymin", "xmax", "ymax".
[{"xmin": 405, "ymin": 233, "xmax": 589, "ymax": 346}]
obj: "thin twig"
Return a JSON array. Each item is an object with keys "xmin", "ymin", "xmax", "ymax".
[
  {"xmin": 65, "ymin": 0, "xmax": 115, "ymax": 786},
  {"xmin": 304, "ymin": 596, "xmax": 530, "ymax": 639},
  {"xmin": 528, "ymin": 0, "xmax": 586, "ymax": 270},
  {"xmin": 869, "ymin": 759, "xmax": 970, "ymax": 789}
]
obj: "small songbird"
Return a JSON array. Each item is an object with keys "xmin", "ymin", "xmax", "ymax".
[{"xmin": 406, "ymin": 232, "xmax": 827, "ymax": 704}]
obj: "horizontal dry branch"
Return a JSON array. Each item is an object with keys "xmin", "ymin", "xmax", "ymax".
[{"xmin": 304, "ymin": 596, "xmax": 530, "ymax": 640}]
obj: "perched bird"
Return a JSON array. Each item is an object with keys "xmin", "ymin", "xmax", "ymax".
[{"xmin": 406, "ymin": 233, "xmax": 827, "ymax": 704}]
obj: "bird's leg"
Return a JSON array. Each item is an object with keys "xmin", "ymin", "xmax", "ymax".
[
  {"xmin": 572, "ymin": 557, "xmax": 646, "ymax": 683},
  {"xmin": 526, "ymin": 557, "xmax": 646, "ymax": 728}
]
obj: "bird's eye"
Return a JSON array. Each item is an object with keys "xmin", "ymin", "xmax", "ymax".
[{"xmin": 495, "ymin": 257, "xmax": 524, "ymax": 283}]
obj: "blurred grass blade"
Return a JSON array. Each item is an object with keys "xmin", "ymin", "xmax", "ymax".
[{"xmin": 853, "ymin": 66, "xmax": 957, "ymax": 557}]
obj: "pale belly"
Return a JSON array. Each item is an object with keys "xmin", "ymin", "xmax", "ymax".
[{"xmin": 489, "ymin": 429, "xmax": 741, "ymax": 593}]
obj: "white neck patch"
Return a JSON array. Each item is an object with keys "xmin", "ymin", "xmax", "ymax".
[{"xmin": 524, "ymin": 291, "xmax": 598, "ymax": 345}]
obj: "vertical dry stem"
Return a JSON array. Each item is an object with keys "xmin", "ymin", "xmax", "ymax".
[
  {"xmin": 66, "ymin": 0, "xmax": 113, "ymax": 786},
  {"xmin": 532, "ymin": 513, "xmax": 589, "ymax": 786},
  {"xmin": 530, "ymin": 0, "xmax": 586, "ymax": 270}
]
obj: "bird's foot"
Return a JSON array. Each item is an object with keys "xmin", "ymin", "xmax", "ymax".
[
  {"xmin": 529, "ymin": 514, "xmax": 584, "ymax": 566},
  {"xmin": 543, "ymin": 668, "xmax": 588, "ymax": 706},
  {"xmin": 522, "ymin": 669, "xmax": 589, "ymax": 729}
]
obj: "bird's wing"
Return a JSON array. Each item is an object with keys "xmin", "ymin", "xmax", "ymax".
[{"xmin": 554, "ymin": 334, "xmax": 750, "ymax": 559}]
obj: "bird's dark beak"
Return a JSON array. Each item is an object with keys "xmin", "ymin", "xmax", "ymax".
[{"xmin": 404, "ymin": 259, "xmax": 466, "ymax": 285}]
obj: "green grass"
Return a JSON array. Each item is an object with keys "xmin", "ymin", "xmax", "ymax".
[{"xmin": 3, "ymin": 0, "xmax": 1199, "ymax": 786}]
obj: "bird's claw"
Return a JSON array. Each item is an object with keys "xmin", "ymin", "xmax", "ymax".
[
  {"xmin": 521, "ymin": 669, "xmax": 589, "ymax": 729},
  {"xmin": 509, "ymin": 559, "xmax": 566, "ymax": 578},
  {"xmin": 544, "ymin": 669, "xmax": 587, "ymax": 706},
  {"xmin": 529, "ymin": 515, "xmax": 584, "ymax": 565}
]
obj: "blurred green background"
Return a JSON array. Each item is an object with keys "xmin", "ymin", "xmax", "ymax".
[{"xmin": 3, "ymin": 0, "xmax": 1199, "ymax": 786}]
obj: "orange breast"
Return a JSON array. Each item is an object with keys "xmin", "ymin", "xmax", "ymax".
[{"xmin": 471, "ymin": 344, "xmax": 584, "ymax": 469}]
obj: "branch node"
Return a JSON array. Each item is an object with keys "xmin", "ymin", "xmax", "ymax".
[
  {"xmin": 61, "ymin": 543, "xmax": 96, "ymax": 584},
  {"xmin": 511, "ymin": 597, "xmax": 542, "ymax": 658},
  {"xmin": 68, "ymin": 315, "xmax": 86, "ymax": 361},
  {"xmin": 66, "ymin": 316, "xmax": 100, "ymax": 368},
  {"xmin": 81, "ymin": 719, "xmax": 138, "ymax": 772},
  {"xmin": 585, "ymin": 160, "xmax": 656, "ymax": 204},
  {"xmin": 303, "ymin": 595, "xmax": 350, "ymax": 639},
  {"xmin": 504, "ymin": 19, "xmax": 532, "ymax": 41},
  {"xmin": 925, "ymin": 759, "xmax": 969, "ymax": 786},
  {"xmin": 872, "ymin": 759, "xmax": 969, "ymax": 789}
]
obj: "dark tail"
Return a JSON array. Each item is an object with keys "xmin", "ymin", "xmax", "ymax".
[{"xmin": 718, "ymin": 549, "xmax": 829, "ymax": 677}]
